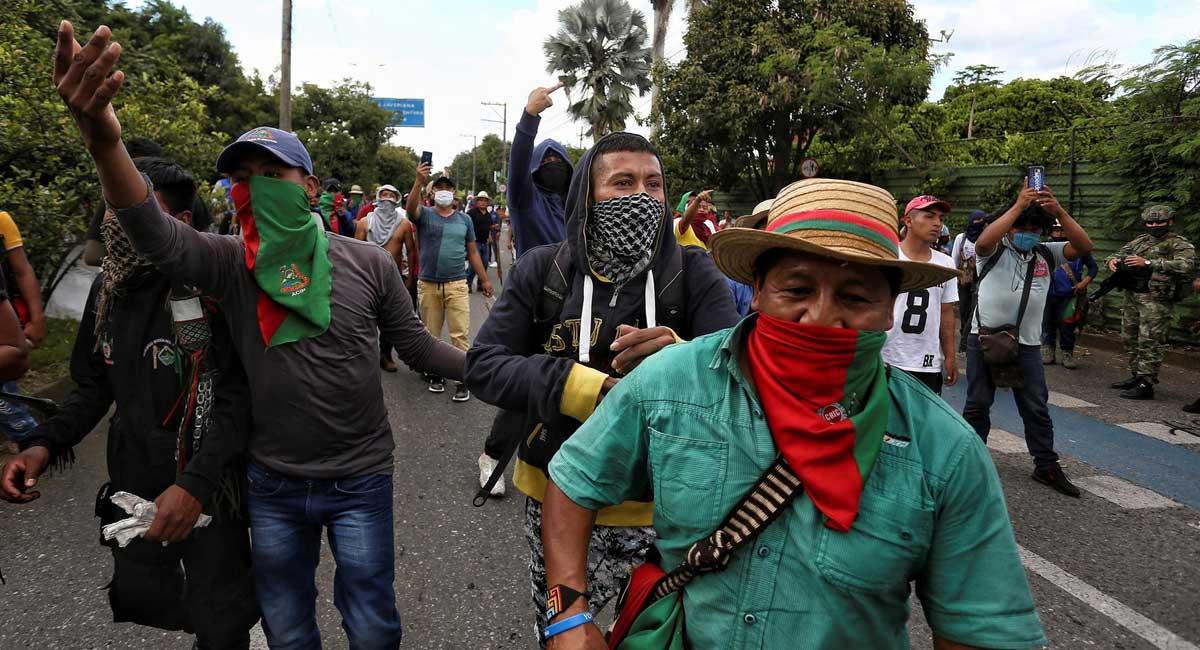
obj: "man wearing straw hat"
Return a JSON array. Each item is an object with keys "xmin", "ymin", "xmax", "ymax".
[{"xmin": 540, "ymin": 178, "xmax": 1044, "ymax": 649}]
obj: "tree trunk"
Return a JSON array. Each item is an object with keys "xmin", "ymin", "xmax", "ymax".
[
  {"xmin": 650, "ymin": 0, "xmax": 674, "ymax": 139},
  {"xmin": 967, "ymin": 91, "xmax": 976, "ymax": 139}
]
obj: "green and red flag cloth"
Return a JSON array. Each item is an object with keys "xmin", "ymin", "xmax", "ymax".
[
  {"xmin": 232, "ymin": 176, "xmax": 332, "ymax": 347},
  {"xmin": 746, "ymin": 313, "xmax": 890, "ymax": 532}
]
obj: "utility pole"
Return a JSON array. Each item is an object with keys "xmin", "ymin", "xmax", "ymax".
[
  {"xmin": 459, "ymin": 134, "xmax": 477, "ymax": 195},
  {"xmin": 481, "ymin": 102, "xmax": 508, "ymax": 189},
  {"xmin": 279, "ymin": 0, "xmax": 293, "ymax": 130}
]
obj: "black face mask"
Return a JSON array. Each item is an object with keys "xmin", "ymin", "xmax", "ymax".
[
  {"xmin": 536, "ymin": 160, "xmax": 571, "ymax": 195},
  {"xmin": 1147, "ymin": 224, "xmax": 1170, "ymax": 238}
]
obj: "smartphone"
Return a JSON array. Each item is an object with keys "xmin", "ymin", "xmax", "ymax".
[
  {"xmin": 1028, "ymin": 165, "xmax": 1045, "ymax": 191},
  {"xmin": 420, "ymin": 151, "xmax": 433, "ymax": 168}
]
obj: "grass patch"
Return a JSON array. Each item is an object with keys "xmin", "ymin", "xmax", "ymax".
[{"xmin": 23, "ymin": 317, "xmax": 79, "ymax": 392}]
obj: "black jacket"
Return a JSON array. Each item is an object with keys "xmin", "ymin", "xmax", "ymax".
[
  {"xmin": 25, "ymin": 272, "xmax": 250, "ymax": 507},
  {"xmin": 466, "ymin": 134, "xmax": 739, "ymax": 512}
]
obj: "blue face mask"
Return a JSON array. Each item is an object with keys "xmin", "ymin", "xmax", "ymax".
[{"xmin": 1011, "ymin": 231, "xmax": 1040, "ymax": 252}]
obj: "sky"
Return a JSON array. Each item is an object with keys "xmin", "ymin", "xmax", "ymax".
[{"xmin": 125, "ymin": 0, "xmax": 1199, "ymax": 174}]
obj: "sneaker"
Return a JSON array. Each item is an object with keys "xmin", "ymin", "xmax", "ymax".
[
  {"xmin": 1061, "ymin": 352, "xmax": 1077, "ymax": 370},
  {"xmin": 1119, "ymin": 378, "xmax": 1154, "ymax": 400},
  {"xmin": 452, "ymin": 383, "xmax": 470, "ymax": 402},
  {"xmin": 1033, "ymin": 464, "xmax": 1081, "ymax": 498},
  {"xmin": 1110, "ymin": 375, "xmax": 1139, "ymax": 389},
  {"xmin": 477, "ymin": 453, "xmax": 505, "ymax": 496},
  {"xmin": 1182, "ymin": 398, "xmax": 1200, "ymax": 414},
  {"xmin": 428, "ymin": 376, "xmax": 446, "ymax": 393},
  {"xmin": 1041, "ymin": 345, "xmax": 1055, "ymax": 365}
]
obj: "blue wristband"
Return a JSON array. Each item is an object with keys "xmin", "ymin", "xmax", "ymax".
[{"xmin": 543, "ymin": 612, "xmax": 594, "ymax": 640}]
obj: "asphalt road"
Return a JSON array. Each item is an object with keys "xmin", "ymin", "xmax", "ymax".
[{"xmin": 2, "ymin": 271, "xmax": 1198, "ymax": 649}]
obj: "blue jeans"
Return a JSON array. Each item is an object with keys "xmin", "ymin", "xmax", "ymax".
[
  {"xmin": 466, "ymin": 241, "xmax": 491, "ymax": 288},
  {"xmin": 0, "ymin": 380, "xmax": 38, "ymax": 443},
  {"xmin": 962, "ymin": 335, "xmax": 1059, "ymax": 469},
  {"xmin": 1042, "ymin": 293, "xmax": 1077, "ymax": 352},
  {"xmin": 245, "ymin": 463, "xmax": 402, "ymax": 650}
]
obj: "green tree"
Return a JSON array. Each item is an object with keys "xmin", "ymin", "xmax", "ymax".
[
  {"xmin": 449, "ymin": 135, "xmax": 509, "ymax": 196},
  {"xmin": 951, "ymin": 64, "xmax": 1004, "ymax": 138},
  {"xmin": 293, "ymin": 80, "xmax": 395, "ymax": 184},
  {"xmin": 374, "ymin": 145, "xmax": 419, "ymax": 193},
  {"xmin": 544, "ymin": 0, "xmax": 652, "ymax": 139},
  {"xmin": 654, "ymin": 0, "xmax": 935, "ymax": 199}
]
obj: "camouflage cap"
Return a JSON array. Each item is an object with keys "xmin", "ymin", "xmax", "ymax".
[{"xmin": 1141, "ymin": 205, "xmax": 1175, "ymax": 222}]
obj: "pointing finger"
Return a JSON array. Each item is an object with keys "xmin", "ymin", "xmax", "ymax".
[
  {"xmin": 549, "ymin": 81, "xmax": 564, "ymax": 93},
  {"xmin": 53, "ymin": 21, "xmax": 80, "ymax": 84}
]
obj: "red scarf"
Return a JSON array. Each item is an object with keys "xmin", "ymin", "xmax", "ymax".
[{"xmin": 746, "ymin": 313, "xmax": 890, "ymax": 532}]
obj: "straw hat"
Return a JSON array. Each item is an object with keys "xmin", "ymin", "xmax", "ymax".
[
  {"xmin": 733, "ymin": 199, "xmax": 774, "ymax": 230},
  {"xmin": 709, "ymin": 179, "xmax": 959, "ymax": 292}
]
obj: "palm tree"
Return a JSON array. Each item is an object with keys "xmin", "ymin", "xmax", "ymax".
[
  {"xmin": 651, "ymin": 0, "xmax": 675, "ymax": 65},
  {"xmin": 544, "ymin": 0, "xmax": 652, "ymax": 139}
]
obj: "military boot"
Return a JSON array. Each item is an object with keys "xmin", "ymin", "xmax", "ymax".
[
  {"xmin": 1119, "ymin": 377, "xmax": 1154, "ymax": 400},
  {"xmin": 1041, "ymin": 345, "xmax": 1056, "ymax": 365},
  {"xmin": 1110, "ymin": 375, "xmax": 1139, "ymax": 389}
]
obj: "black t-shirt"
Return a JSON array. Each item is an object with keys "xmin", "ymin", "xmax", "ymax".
[{"xmin": 468, "ymin": 208, "xmax": 493, "ymax": 244}]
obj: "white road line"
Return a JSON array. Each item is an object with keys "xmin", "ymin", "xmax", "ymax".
[
  {"xmin": 987, "ymin": 428, "xmax": 1028, "ymax": 454},
  {"xmin": 1018, "ymin": 545, "xmax": 1198, "ymax": 650},
  {"xmin": 1119, "ymin": 422, "xmax": 1198, "ymax": 445},
  {"xmin": 1048, "ymin": 391, "xmax": 1097, "ymax": 408},
  {"xmin": 250, "ymin": 623, "xmax": 269, "ymax": 650},
  {"xmin": 1073, "ymin": 475, "xmax": 1182, "ymax": 509}
]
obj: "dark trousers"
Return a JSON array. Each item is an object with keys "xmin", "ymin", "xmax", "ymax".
[
  {"xmin": 958, "ymin": 282, "xmax": 976, "ymax": 352},
  {"xmin": 466, "ymin": 242, "xmax": 491, "ymax": 289},
  {"xmin": 902, "ymin": 369, "xmax": 943, "ymax": 395},
  {"xmin": 246, "ymin": 463, "xmax": 402, "ymax": 650},
  {"xmin": 963, "ymin": 335, "xmax": 1059, "ymax": 469},
  {"xmin": 1042, "ymin": 293, "xmax": 1077, "ymax": 352},
  {"xmin": 105, "ymin": 511, "xmax": 259, "ymax": 648}
]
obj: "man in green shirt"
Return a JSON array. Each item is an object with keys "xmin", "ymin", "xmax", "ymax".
[{"xmin": 541, "ymin": 179, "xmax": 1045, "ymax": 649}]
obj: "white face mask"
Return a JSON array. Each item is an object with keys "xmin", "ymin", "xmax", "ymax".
[{"xmin": 434, "ymin": 190, "xmax": 454, "ymax": 206}]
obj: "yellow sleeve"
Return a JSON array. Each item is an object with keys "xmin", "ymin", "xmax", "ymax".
[
  {"xmin": 672, "ymin": 217, "xmax": 707, "ymax": 250},
  {"xmin": 0, "ymin": 212, "xmax": 23, "ymax": 250},
  {"xmin": 559, "ymin": 363, "xmax": 609, "ymax": 422}
]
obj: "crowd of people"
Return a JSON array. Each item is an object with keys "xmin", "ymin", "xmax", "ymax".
[{"xmin": 0, "ymin": 20, "xmax": 1198, "ymax": 650}]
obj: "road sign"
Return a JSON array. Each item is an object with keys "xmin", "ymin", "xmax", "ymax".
[
  {"xmin": 799, "ymin": 157, "xmax": 820, "ymax": 179},
  {"xmin": 499, "ymin": 184, "xmax": 507, "ymax": 193},
  {"xmin": 373, "ymin": 98, "xmax": 425, "ymax": 128}
]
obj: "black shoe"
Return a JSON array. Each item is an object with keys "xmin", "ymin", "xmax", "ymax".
[
  {"xmin": 1033, "ymin": 464, "xmax": 1081, "ymax": 498},
  {"xmin": 1110, "ymin": 375, "xmax": 1139, "ymax": 389},
  {"xmin": 1119, "ymin": 378, "xmax": 1154, "ymax": 400},
  {"xmin": 428, "ymin": 376, "xmax": 446, "ymax": 393},
  {"xmin": 452, "ymin": 383, "xmax": 470, "ymax": 402},
  {"xmin": 1183, "ymin": 398, "xmax": 1200, "ymax": 414}
]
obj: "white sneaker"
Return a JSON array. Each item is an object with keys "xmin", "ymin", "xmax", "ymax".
[{"xmin": 477, "ymin": 453, "xmax": 505, "ymax": 496}]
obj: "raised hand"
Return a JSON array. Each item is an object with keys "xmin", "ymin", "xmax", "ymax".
[
  {"xmin": 526, "ymin": 82, "xmax": 564, "ymax": 117},
  {"xmin": 54, "ymin": 22, "xmax": 125, "ymax": 152}
]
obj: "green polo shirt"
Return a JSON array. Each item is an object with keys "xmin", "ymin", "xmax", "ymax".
[{"xmin": 548, "ymin": 318, "xmax": 1045, "ymax": 649}]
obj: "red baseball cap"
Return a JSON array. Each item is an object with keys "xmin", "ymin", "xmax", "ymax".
[{"xmin": 904, "ymin": 195, "xmax": 952, "ymax": 216}]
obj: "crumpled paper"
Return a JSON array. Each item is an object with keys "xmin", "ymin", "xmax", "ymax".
[{"xmin": 100, "ymin": 491, "xmax": 211, "ymax": 548}]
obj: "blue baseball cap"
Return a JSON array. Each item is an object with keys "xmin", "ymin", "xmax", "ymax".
[{"xmin": 216, "ymin": 127, "xmax": 314, "ymax": 176}]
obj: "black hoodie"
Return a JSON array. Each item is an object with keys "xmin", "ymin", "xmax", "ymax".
[{"xmin": 466, "ymin": 133, "xmax": 739, "ymax": 525}]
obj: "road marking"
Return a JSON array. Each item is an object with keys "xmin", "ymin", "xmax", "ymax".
[
  {"xmin": 1048, "ymin": 391, "xmax": 1097, "ymax": 408},
  {"xmin": 987, "ymin": 428, "xmax": 1028, "ymax": 454},
  {"xmin": 1119, "ymin": 422, "xmax": 1198, "ymax": 445},
  {"xmin": 250, "ymin": 623, "xmax": 268, "ymax": 650},
  {"xmin": 1073, "ymin": 475, "xmax": 1181, "ymax": 509},
  {"xmin": 1018, "ymin": 545, "xmax": 1198, "ymax": 650}
]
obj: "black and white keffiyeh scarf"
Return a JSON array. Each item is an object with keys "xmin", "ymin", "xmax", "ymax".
[
  {"xmin": 95, "ymin": 212, "xmax": 155, "ymax": 335},
  {"xmin": 585, "ymin": 192, "xmax": 664, "ymax": 287}
]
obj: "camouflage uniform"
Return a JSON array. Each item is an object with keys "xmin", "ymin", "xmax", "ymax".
[{"xmin": 1106, "ymin": 206, "xmax": 1196, "ymax": 383}]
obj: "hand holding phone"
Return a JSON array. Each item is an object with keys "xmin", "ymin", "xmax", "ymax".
[
  {"xmin": 420, "ymin": 151, "xmax": 433, "ymax": 168},
  {"xmin": 1028, "ymin": 165, "xmax": 1045, "ymax": 191}
]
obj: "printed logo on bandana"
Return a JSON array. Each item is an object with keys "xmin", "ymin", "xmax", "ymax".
[
  {"xmin": 279, "ymin": 263, "xmax": 311, "ymax": 295},
  {"xmin": 818, "ymin": 403, "xmax": 848, "ymax": 424},
  {"xmin": 1034, "ymin": 258, "xmax": 1050, "ymax": 278},
  {"xmin": 244, "ymin": 128, "xmax": 277, "ymax": 143},
  {"xmin": 100, "ymin": 334, "xmax": 114, "ymax": 366}
]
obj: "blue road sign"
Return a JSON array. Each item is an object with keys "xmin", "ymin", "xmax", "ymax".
[{"xmin": 374, "ymin": 98, "xmax": 425, "ymax": 128}]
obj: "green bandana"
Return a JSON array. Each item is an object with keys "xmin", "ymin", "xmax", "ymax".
[{"xmin": 231, "ymin": 176, "xmax": 332, "ymax": 347}]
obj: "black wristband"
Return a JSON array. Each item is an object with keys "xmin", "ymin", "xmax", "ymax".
[{"xmin": 546, "ymin": 584, "xmax": 589, "ymax": 621}]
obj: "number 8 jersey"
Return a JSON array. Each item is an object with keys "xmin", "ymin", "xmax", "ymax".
[{"xmin": 882, "ymin": 249, "xmax": 960, "ymax": 373}]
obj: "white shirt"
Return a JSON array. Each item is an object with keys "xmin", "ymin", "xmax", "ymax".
[
  {"xmin": 882, "ymin": 249, "xmax": 960, "ymax": 373},
  {"xmin": 972, "ymin": 240, "xmax": 1068, "ymax": 346},
  {"xmin": 951, "ymin": 233, "xmax": 976, "ymax": 270}
]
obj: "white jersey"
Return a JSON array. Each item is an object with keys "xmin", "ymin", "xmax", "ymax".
[{"xmin": 882, "ymin": 249, "xmax": 960, "ymax": 373}]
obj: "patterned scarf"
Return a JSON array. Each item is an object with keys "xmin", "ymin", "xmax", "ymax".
[
  {"xmin": 95, "ymin": 212, "xmax": 155, "ymax": 335},
  {"xmin": 367, "ymin": 200, "xmax": 401, "ymax": 246},
  {"xmin": 745, "ymin": 313, "xmax": 890, "ymax": 532},
  {"xmin": 585, "ymin": 192, "xmax": 663, "ymax": 287}
]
